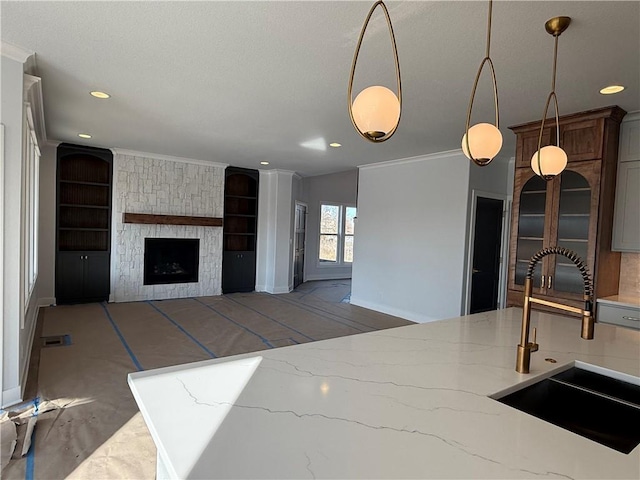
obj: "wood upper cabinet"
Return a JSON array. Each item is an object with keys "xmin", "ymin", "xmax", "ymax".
[
  {"xmin": 508, "ymin": 106, "xmax": 626, "ymax": 314},
  {"xmin": 516, "ymin": 126, "xmax": 554, "ymax": 169}
]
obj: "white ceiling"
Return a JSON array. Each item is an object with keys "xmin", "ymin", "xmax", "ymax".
[{"xmin": 2, "ymin": 1, "xmax": 638, "ymax": 177}]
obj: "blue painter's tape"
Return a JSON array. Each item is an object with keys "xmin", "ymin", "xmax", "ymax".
[
  {"xmin": 100, "ymin": 303, "xmax": 144, "ymax": 371},
  {"xmin": 192, "ymin": 298, "xmax": 274, "ymax": 349},
  {"xmin": 146, "ymin": 301, "xmax": 217, "ymax": 358},
  {"xmin": 268, "ymin": 294, "xmax": 369, "ymax": 332},
  {"xmin": 25, "ymin": 397, "xmax": 39, "ymax": 480},
  {"xmin": 224, "ymin": 296, "xmax": 316, "ymax": 342}
]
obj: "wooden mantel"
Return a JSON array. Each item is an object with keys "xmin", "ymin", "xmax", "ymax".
[{"xmin": 123, "ymin": 213, "xmax": 223, "ymax": 227}]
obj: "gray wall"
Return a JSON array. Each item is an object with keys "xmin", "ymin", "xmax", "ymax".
[
  {"xmin": 302, "ymin": 169, "xmax": 357, "ymax": 282},
  {"xmin": 351, "ymin": 154, "xmax": 470, "ymax": 323}
]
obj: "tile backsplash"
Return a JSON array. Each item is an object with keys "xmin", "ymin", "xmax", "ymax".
[{"xmin": 619, "ymin": 253, "xmax": 640, "ymax": 297}]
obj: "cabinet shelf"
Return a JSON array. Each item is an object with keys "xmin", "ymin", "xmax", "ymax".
[
  {"xmin": 59, "ymin": 227, "xmax": 109, "ymax": 232},
  {"xmin": 224, "ymin": 213, "xmax": 257, "ymax": 218},
  {"xmin": 558, "ymin": 238, "xmax": 588, "ymax": 243},
  {"xmin": 60, "ymin": 180, "xmax": 110, "ymax": 187},
  {"xmin": 60, "ymin": 203, "xmax": 110, "ymax": 210},
  {"xmin": 225, "ymin": 194, "xmax": 257, "ymax": 200},
  {"xmin": 562, "ymin": 187, "xmax": 591, "ymax": 193}
]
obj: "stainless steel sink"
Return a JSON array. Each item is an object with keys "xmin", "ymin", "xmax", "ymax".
[{"xmin": 492, "ymin": 363, "xmax": 640, "ymax": 454}]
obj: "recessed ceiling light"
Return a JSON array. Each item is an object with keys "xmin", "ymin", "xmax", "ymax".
[
  {"xmin": 78, "ymin": 133, "xmax": 92, "ymax": 139},
  {"xmin": 329, "ymin": 143, "xmax": 342, "ymax": 148},
  {"xmin": 90, "ymin": 91, "xmax": 110, "ymax": 99},
  {"xmin": 599, "ymin": 85, "xmax": 625, "ymax": 95},
  {"xmin": 260, "ymin": 161, "xmax": 270, "ymax": 165}
]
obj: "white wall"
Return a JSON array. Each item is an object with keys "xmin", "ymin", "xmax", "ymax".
[
  {"xmin": 351, "ymin": 152, "xmax": 470, "ymax": 323},
  {"xmin": 38, "ymin": 143, "xmax": 56, "ymax": 304},
  {"xmin": 256, "ymin": 170, "xmax": 295, "ymax": 294},
  {"xmin": 1, "ymin": 55, "xmax": 25, "ymax": 406},
  {"xmin": 302, "ymin": 169, "xmax": 357, "ymax": 281}
]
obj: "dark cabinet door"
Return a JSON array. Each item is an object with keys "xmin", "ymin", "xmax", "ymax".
[
  {"xmin": 222, "ymin": 251, "xmax": 256, "ymax": 293},
  {"xmin": 83, "ymin": 252, "xmax": 111, "ymax": 301},
  {"xmin": 56, "ymin": 252, "xmax": 87, "ymax": 303}
]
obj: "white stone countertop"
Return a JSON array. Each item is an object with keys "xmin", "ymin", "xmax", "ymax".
[
  {"xmin": 597, "ymin": 294, "xmax": 640, "ymax": 309},
  {"xmin": 128, "ymin": 308, "xmax": 640, "ymax": 479}
]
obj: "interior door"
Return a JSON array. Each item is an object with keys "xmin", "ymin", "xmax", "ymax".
[
  {"xmin": 293, "ymin": 203, "xmax": 306, "ymax": 289},
  {"xmin": 470, "ymin": 197, "xmax": 504, "ymax": 314}
]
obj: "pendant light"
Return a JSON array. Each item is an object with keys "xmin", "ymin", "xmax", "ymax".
[
  {"xmin": 462, "ymin": 0, "xmax": 502, "ymax": 166},
  {"xmin": 348, "ymin": 1, "xmax": 401, "ymax": 143},
  {"xmin": 531, "ymin": 16, "xmax": 571, "ymax": 180}
]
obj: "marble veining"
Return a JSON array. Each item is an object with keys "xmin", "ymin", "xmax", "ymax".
[{"xmin": 129, "ymin": 308, "xmax": 640, "ymax": 479}]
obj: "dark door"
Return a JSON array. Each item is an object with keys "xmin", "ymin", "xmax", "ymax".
[
  {"xmin": 57, "ymin": 252, "xmax": 86, "ymax": 303},
  {"xmin": 470, "ymin": 197, "xmax": 504, "ymax": 314},
  {"xmin": 83, "ymin": 252, "xmax": 111, "ymax": 301},
  {"xmin": 293, "ymin": 203, "xmax": 306, "ymax": 289}
]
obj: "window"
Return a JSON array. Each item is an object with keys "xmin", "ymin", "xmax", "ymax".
[
  {"xmin": 23, "ymin": 104, "xmax": 40, "ymax": 306},
  {"xmin": 319, "ymin": 204, "xmax": 356, "ymax": 265}
]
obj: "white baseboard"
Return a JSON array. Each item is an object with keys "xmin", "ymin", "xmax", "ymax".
[
  {"xmin": 2, "ymin": 387, "xmax": 22, "ymax": 409},
  {"xmin": 348, "ymin": 296, "xmax": 438, "ymax": 324},
  {"xmin": 265, "ymin": 286, "xmax": 292, "ymax": 294},
  {"xmin": 255, "ymin": 284, "xmax": 266, "ymax": 292},
  {"xmin": 39, "ymin": 297, "xmax": 55, "ymax": 307},
  {"xmin": 304, "ymin": 273, "xmax": 352, "ymax": 282}
]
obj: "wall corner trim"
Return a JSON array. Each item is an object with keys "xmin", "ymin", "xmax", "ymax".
[
  {"xmin": 112, "ymin": 148, "xmax": 228, "ymax": 168},
  {"xmin": 1, "ymin": 41, "xmax": 34, "ymax": 63}
]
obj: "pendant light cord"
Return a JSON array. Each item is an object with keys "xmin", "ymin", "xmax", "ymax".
[{"xmin": 485, "ymin": 0, "xmax": 493, "ymax": 58}]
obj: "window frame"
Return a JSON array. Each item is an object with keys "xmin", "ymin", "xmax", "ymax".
[{"xmin": 317, "ymin": 202, "xmax": 356, "ymax": 267}]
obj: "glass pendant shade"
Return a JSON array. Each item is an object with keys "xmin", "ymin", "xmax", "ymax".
[
  {"xmin": 461, "ymin": 123, "xmax": 503, "ymax": 162},
  {"xmin": 531, "ymin": 145, "xmax": 568, "ymax": 178},
  {"xmin": 352, "ymin": 86, "xmax": 400, "ymax": 139}
]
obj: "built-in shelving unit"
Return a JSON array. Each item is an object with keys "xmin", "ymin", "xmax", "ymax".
[
  {"xmin": 56, "ymin": 144, "xmax": 113, "ymax": 304},
  {"xmin": 222, "ymin": 167, "xmax": 259, "ymax": 293}
]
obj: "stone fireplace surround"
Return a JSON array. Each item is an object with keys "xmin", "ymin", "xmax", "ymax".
[{"xmin": 110, "ymin": 151, "xmax": 227, "ymax": 303}]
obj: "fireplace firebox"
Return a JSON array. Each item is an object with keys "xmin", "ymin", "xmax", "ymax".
[{"xmin": 144, "ymin": 238, "xmax": 199, "ymax": 285}]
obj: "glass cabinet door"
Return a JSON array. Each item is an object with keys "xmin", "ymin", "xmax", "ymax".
[
  {"xmin": 514, "ymin": 175, "xmax": 547, "ymax": 287},
  {"xmin": 552, "ymin": 170, "xmax": 591, "ymax": 294}
]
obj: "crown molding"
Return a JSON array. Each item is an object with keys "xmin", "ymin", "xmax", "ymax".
[
  {"xmin": 358, "ymin": 149, "xmax": 463, "ymax": 171},
  {"xmin": 259, "ymin": 169, "xmax": 298, "ymax": 177},
  {"xmin": 0, "ymin": 41, "xmax": 34, "ymax": 63},
  {"xmin": 111, "ymin": 148, "xmax": 228, "ymax": 168},
  {"xmin": 622, "ymin": 111, "xmax": 640, "ymax": 123}
]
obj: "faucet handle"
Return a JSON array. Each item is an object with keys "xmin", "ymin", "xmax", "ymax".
[{"xmin": 530, "ymin": 327, "xmax": 539, "ymax": 352}]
